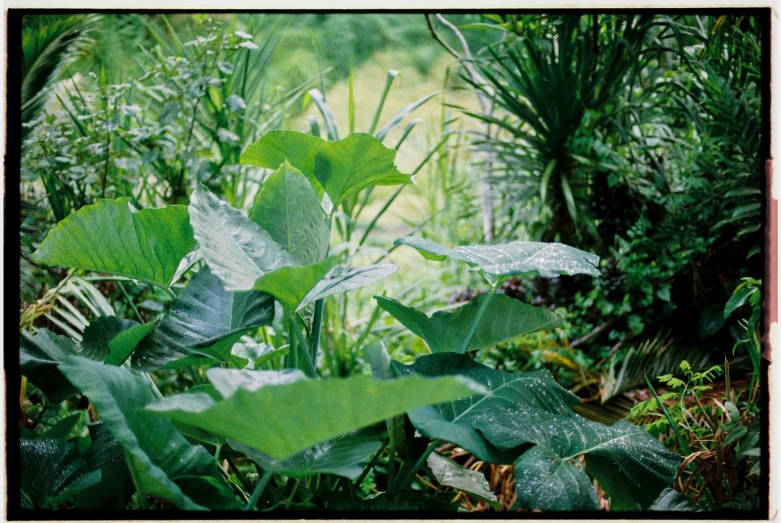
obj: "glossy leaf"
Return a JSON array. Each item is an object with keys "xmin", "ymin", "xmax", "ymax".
[
  {"xmin": 189, "ymin": 185, "xmax": 296, "ymax": 292},
  {"xmin": 314, "ymin": 133, "xmax": 411, "ymax": 207},
  {"xmin": 32, "ymin": 198, "xmax": 195, "ymax": 287},
  {"xmin": 58, "ymin": 357, "xmax": 234, "ymax": 510},
  {"xmin": 132, "ymin": 267, "xmax": 274, "ymax": 370},
  {"xmin": 427, "ymin": 452, "xmax": 501, "ymax": 508},
  {"xmin": 230, "ymin": 430, "xmax": 382, "ymax": 480},
  {"xmin": 21, "ymin": 438, "xmax": 100, "ymax": 508},
  {"xmin": 249, "ymin": 161, "xmax": 329, "ymax": 265},
  {"xmin": 147, "ymin": 373, "xmax": 485, "ymax": 460},
  {"xmin": 377, "ymin": 293, "xmax": 560, "ymax": 353},
  {"xmin": 392, "ymin": 353, "xmax": 579, "ymax": 463},
  {"xmin": 105, "ymin": 322, "xmax": 156, "ymax": 366},
  {"xmin": 477, "ymin": 405, "xmax": 680, "ymax": 511},
  {"xmin": 206, "ymin": 367, "xmax": 306, "ymax": 398},
  {"xmin": 298, "ymin": 264, "xmax": 398, "ymax": 311},
  {"xmin": 395, "ymin": 237, "xmax": 600, "ymax": 278}
]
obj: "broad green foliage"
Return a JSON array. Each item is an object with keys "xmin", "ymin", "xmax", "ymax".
[
  {"xmin": 649, "ymin": 488, "xmax": 702, "ymax": 511},
  {"xmin": 231, "ymin": 431, "xmax": 383, "ymax": 480},
  {"xmin": 392, "ymin": 353, "xmax": 579, "ymax": 463},
  {"xmin": 241, "ymin": 130, "xmax": 325, "ymax": 194},
  {"xmin": 189, "ymin": 185, "xmax": 296, "ymax": 291},
  {"xmin": 477, "ymin": 405, "xmax": 679, "ymax": 511},
  {"xmin": 146, "ymin": 369, "xmax": 485, "ymax": 460},
  {"xmin": 59, "ymin": 357, "xmax": 237, "ymax": 510},
  {"xmin": 396, "ymin": 237, "xmax": 600, "ymax": 277},
  {"xmin": 252, "ymin": 256, "xmax": 340, "ymax": 310},
  {"xmin": 249, "ymin": 161, "xmax": 330, "ymax": 265},
  {"xmin": 33, "ymin": 198, "xmax": 195, "ymax": 287},
  {"xmin": 241, "ymin": 130, "xmax": 411, "ymax": 207},
  {"xmin": 376, "ymin": 293, "xmax": 560, "ymax": 353},
  {"xmin": 81, "ymin": 316, "xmax": 156, "ymax": 367},
  {"xmin": 132, "ymin": 266, "xmax": 275, "ymax": 370},
  {"xmin": 313, "ymin": 133, "xmax": 411, "ymax": 206}
]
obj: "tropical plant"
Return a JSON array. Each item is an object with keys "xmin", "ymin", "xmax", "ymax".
[{"xmin": 19, "ymin": 128, "xmax": 681, "ymax": 512}]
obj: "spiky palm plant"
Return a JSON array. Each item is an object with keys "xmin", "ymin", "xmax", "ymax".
[
  {"xmin": 21, "ymin": 15, "xmax": 99, "ymax": 140},
  {"xmin": 465, "ymin": 14, "xmax": 665, "ymax": 247}
]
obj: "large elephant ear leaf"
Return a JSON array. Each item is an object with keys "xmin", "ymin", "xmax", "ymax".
[
  {"xmin": 80, "ymin": 316, "xmax": 155, "ymax": 365},
  {"xmin": 249, "ymin": 160, "xmax": 330, "ymax": 265},
  {"xmin": 391, "ymin": 353, "xmax": 579, "ymax": 464},
  {"xmin": 147, "ymin": 371, "xmax": 486, "ymax": 460},
  {"xmin": 314, "ymin": 133, "xmax": 412, "ymax": 207},
  {"xmin": 395, "ymin": 237, "xmax": 600, "ymax": 278},
  {"xmin": 241, "ymin": 130, "xmax": 326, "ymax": 195},
  {"xmin": 132, "ymin": 266, "xmax": 275, "ymax": 370},
  {"xmin": 189, "ymin": 185, "xmax": 296, "ymax": 291},
  {"xmin": 58, "ymin": 356, "xmax": 237, "ymax": 510},
  {"xmin": 477, "ymin": 405, "xmax": 680, "ymax": 512},
  {"xmin": 376, "ymin": 293, "xmax": 560, "ymax": 353},
  {"xmin": 32, "ymin": 198, "xmax": 195, "ymax": 287}
]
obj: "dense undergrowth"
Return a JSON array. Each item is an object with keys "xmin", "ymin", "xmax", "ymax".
[{"xmin": 16, "ymin": 12, "xmax": 764, "ymax": 514}]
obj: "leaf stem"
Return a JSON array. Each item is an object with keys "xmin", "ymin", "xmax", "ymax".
[
  {"xmin": 310, "ymin": 211, "xmax": 334, "ymax": 369},
  {"xmin": 284, "ymin": 478, "xmax": 301, "ymax": 509},
  {"xmin": 458, "ymin": 277, "xmax": 501, "ymax": 353},
  {"xmin": 394, "ymin": 438, "xmax": 441, "ymax": 492},
  {"xmin": 125, "ymin": 450, "xmax": 151, "ymax": 510},
  {"xmin": 245, "ymin": 469, "xmax": 273, "ymax": 511},
  {"xmin": 352, "ymin": 438, "xmax": 388, "ymax": 489}
]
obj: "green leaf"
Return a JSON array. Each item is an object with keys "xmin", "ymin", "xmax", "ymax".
[
  {"xmin": 105, "ymin": 322, "xmax": 156, "ymax": 366},
  {"xmin": 364, "ymin": 342, "xmax": 409, "ymax": 459},
  {"xmin": 241, "ymin": 130, "xmax": 325, "ymax": 194},
  {"xmin": 297, "ymin": 263, "xmax": 398, "ymax": 311},
  {"xmin": 392, "ymin": 353, "xmax": 579, "ymax": 463},
  {"xmin": 514, "ymin": 444, "xmax": 597, "ymax": 511},
  {"xmin": 206, "ymin": 367, "xmax": 305, "ymax": 398},
  {"xmin": 395, "ymin": 237, "xmax": 600, "ymax": 278},
  {"xmin": 377, "ymin": 293, "xmax": 560, "ymax": 353},
  {"xmin": 724, "ymin": 286, "xmax": 756, "ymax": 318},
  {"xmin": 147, "ymin": 372, "xmax": 485, "ymax": 460},
  {"xmin": 58, "ymin": 356, "xmax": 234, "ymax": 510},
  {"xmin": 699, "ymin": 305, "xmax": 726, "ymax": 337},
  {"xmin": 427, "ymin": 452, "xmax": 501, "ymax": 509},
  {"xmin": 42, "ymin": 413, "xmax": 82, "ymax": 439},
  {"xmin": 648, "ymin": 488, "xmax": 702, "ymax": 511},
  {"xmin": 253, "ymin": 256, "xmax": 340, "ymax": 310},
  {"xmin": 132, "ymin": 266, "xmax": 275, "ymax": 370},
  {"xmin": 80, "ymin": 316, "xmax": 139, "ymax": 362},
  {"xmin": 32, "ymin": 198, "xmax": 195, "ymax": 287},
  {"xmin": 314, "ymin": 133, "xmax": 411, "ymax": 207},
  {"xmin": 230, "ymin": 430, "xmax": 382, "ymax": 480},
  {"xmin": 20, "ymin": 329, "xmax": 80, "ymax": 402},
  {"xmin": 21, "ymin": 438, "xmax": 100, "ymax": 508},
  {"xmin": 189, "ymin": 185, "xmax": 296, "ymax": 292},
  {"xmin": 249, "ymin": 161, "xmax": 330, "ymax": 265},
  {"xmin": 481, "ymin": 405, "xmax": 680, "ymax": 511}
]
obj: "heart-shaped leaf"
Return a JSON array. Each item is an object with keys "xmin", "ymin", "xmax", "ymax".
[
  {"xmin": 249, "ymin": 161, "xmax": 330, "ymax": 265},
  {"xmin": 241, "ymin": 130, "xmax": 325, "ymax": 195},
  {"xmin": 132, "ymin": 266, "xmax": 275, "ymax": 370},
  {"xmin": 59, "ymin": 356, "xmax": 236, "ymax": 510},
  {"xmin": 33, "ymin": 198, "xmax": 195, "ymax": 287},
  {"xmin": 147, "ymin": 372, "xmax": 485, "ymax": 460},
  {"xmin": 392, "ymin": 353, "xmax": 579, "ymax": 464},
  {"xmin": 314, "ymin": 133, "xmax": 411, "ymax": 207},
  {"xmin": 475, "ymin": 404, "xmax": 680, "ymax": 511},
  {"xmin": 395, "ymin": 237, "xmax": 600, "ymax": 278},
  {"xmin": 377, "ymin": 293, "xmax": 560, "ymax": 353}
]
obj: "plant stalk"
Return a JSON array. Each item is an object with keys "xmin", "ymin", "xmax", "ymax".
[
  {"xmin": 245, "ymin": 469, "xmax": 273, "ymax": 511},
  {"xmin": 458, "ymin": 278, "xmax": 501, "ymax": 353},
  {"xmin": 394, "ymin": 439, "xmax": 441, "ymax": 492}
]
